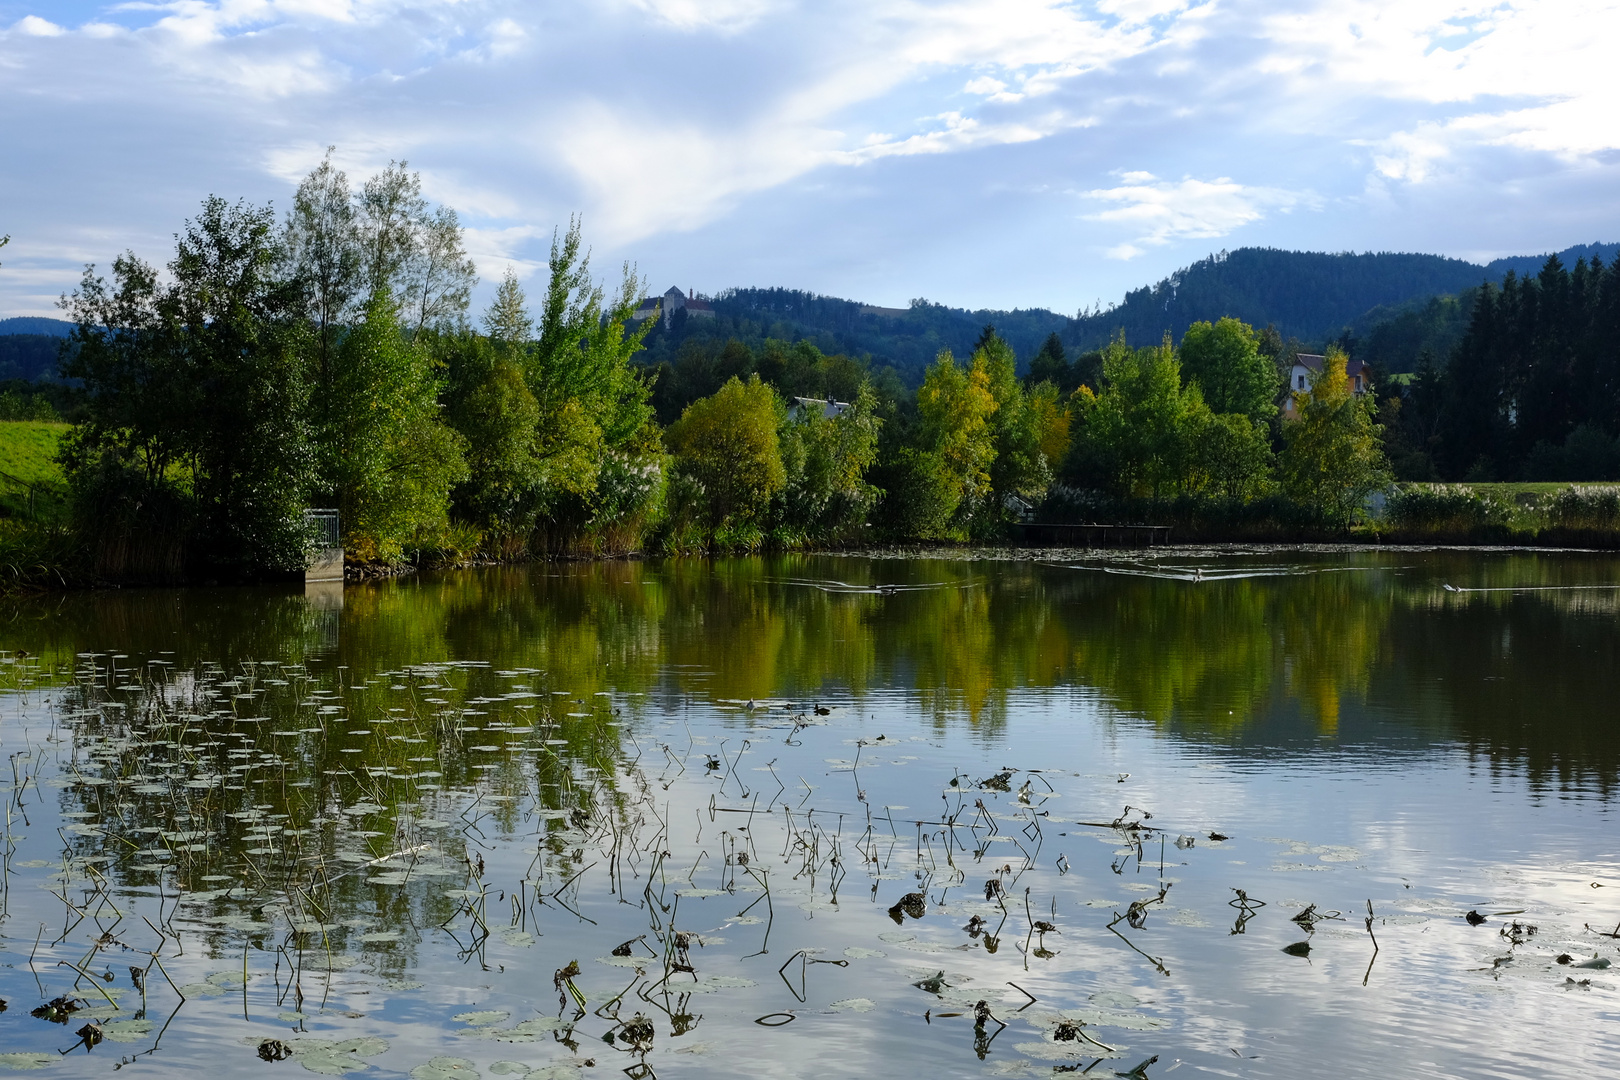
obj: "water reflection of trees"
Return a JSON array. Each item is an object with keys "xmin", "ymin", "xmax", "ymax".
[{"xmin": 7, "ymin": 550, "xmax": 1620, "ymax": 794}]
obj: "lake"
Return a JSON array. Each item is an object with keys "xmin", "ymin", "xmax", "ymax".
[{"xmin": 0, "ymin": 549, "xmax": 1617, "ymax": 1079}]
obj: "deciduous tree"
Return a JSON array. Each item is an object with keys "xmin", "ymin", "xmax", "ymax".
[
  {"xmin": 1279, "ymin": 345, "xmax": 1389, "ymax": 525},
  {"xmin": 666, "ymin": 375, "xmax": 785, "ymax": 546}
]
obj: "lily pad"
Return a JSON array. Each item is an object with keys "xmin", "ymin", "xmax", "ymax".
[
  {"xmin": 411, "ymin": 1057, "xmax": 480, "ymax": 1080},
  {"xmin": 687, "ymin": 975, "xmax": 757, "ymax": 993},
  {"xmin": 101, "ymin": 1018, "xmax": 155, "ymax": 1042},
  {"xmin": 453, "ymin": 1011, "xmax": 508, "ymax": 1026},
  {"xmin": 0, "ymin": 1054, "xmax": 54, "ymax": 1071},
  {"xmin": 828, "ymin": 998, "xmax": 876, "ymax": 1012},
  {"xmin": 488, "ymin": 1017, "xmax": 570, "ymax": 1042},
  {"xmin": 293, "ymin": 1037, "xmax": 391, "ymax": 1076}
]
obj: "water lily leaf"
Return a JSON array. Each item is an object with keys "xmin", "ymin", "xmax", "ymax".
[
  {"xmin": 411, "ymin": 1057, "xmax": 480, "ymax": 1080},
  {"xmin": 828, "ymin": 998, "xmax": 875, "ymax": 1012},
  {"xmin": 687, "ymin": 976, "xmax": 756, "ymax": 993},
  {"xmin": 0, "ymin": 1053, "xmax": 55, "ymax": 1070},
  {"xmin": 453, "ymin": 1011, "xmax": 508, "ymax": 1027},
  {"xmin": 843, "ymin": 947, "xmax": 886, "ymax": 959},
  {"xmin": 1087, "ymin": 991, "xmax": 1139, "ymax": 1010},
  {"xmin": 333, "ymin": 1039, "xmax": 390, "ymax": 1057},
  {"xmin": 1015, "ymin": 1041, "xmax": 1125, "ymax": 1062},
  {"xmin": 594, "ymin": 956, "xmax": 646, "ymax": 968},
  {"xmin": 176, "ymin": 982, "xmax": 226, "ymax": 998},
  {"xmin": 487, "ymin": 1064, "xmax": 531, "ymax": 1077},
  {"xmin": 487, "ymin": 1017, "xmax": 570, "ymax": 1042},
  {"xmin": 100, "ymin": 1018, "xmax": 155, "ymax": 1041}
]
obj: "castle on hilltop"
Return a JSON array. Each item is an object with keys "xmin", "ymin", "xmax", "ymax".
[{"xmin": 631, "ymin": 287, "xmax": 715, "ymax": 329}]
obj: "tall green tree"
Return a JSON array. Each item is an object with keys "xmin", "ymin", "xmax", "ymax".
[
  {"xmin": 485, "ymin": 267, "xmax": 534, "ymax": 343},
  {"xmin": 1066, "ymin": 335, "xmax": 1201, "ymax": 498},
  {"xmin": 355, "ymin": 160, "xmax": 426, "ymax": 301},
  {"xmin": 317, "ymin": 290, "xmax": 468, "ymax": 561},
  {"xmin": 1027, "ymin": 332, "xmax": 1070, "ymax": 389},
  {"xmin": 914, "ymin": 347, "xmax": 998, "ymax": 536},
  {"xmin": 979, "ymin": 332, "xmax": 1053, "ymax": 522},
  {"xmin": 284, "ymin": 149, "xmax": 360, "ymax": 377},
  {"xmin": 61, "ymin": 197, "xmax": 316, "ymax": 575},
  {"xmin": 403, "ymin": 204, "xmax": 477, "ymax": 333},
  {"xmin": 666, "ymin": 375, "xmax": 785, "ymax": 546},
  {"xmin": 1178, "ymin": 317, "xmax": 1279, "ymax": 423},
  {"xmin": 526, "ymin": 218, "xmax": 656, "ymax": 534}
]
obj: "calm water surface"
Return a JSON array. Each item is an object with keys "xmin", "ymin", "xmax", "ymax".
[{"xmin": 0, "ymin": 550, "xmax": 1617, "ymax": 1079}]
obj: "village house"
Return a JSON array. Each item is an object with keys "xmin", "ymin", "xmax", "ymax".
[
  {"xmin": 785, "ymin": 396, "xmax": 851, "ymax": 421},
  {"xmin": 1283, "ymin": 352, "xmax": 1372, "ymax": 418},
  {"xmin": 630, "ymin": 286, "xmax": 716, "ymax": 329}
]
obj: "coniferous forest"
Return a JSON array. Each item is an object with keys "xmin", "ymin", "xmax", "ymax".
[{"xmin": 1, "ymin": 165, "xmax": 1620, "ymax": 584}]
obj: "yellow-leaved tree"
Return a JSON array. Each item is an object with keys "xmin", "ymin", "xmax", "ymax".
[
  {"xmin": 1279, "ymin": 345, "xmax": 1390, "ymax": 527},
  {"xmin": 915, "ymin": 348, "xmax": 998, "ymax": 537}
]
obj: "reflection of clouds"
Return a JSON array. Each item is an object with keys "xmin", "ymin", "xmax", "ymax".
[{"xmin": 2, "ymin": 554, "xmax": 1619, "ymax": 1076}]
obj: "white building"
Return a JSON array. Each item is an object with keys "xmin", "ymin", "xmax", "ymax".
[
  {"xmin": 785, "ymin": 396, "xmax": 851, "ymax": 421},
  {"xmin": 631, "ymin": 286, "xmax": 716, "ymax": 329},
  {"xmin": 1284, "ymin": 353, "xmax": 1372, "ymax": 418}
]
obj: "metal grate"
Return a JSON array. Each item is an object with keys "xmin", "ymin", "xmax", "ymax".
[{"xmin": 304, "ymin": 508, "xmax": 340, "ymax": 549}]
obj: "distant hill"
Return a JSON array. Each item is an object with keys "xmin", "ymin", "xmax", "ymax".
[
  {"xmin": 1346, "ymin": 242, "xmax": 1620, "ymax": 375},
  {"xmin": 1484, "ymin": 242, "xmax": 1620, "ymax": 281},
  {"xmin": 635, "ymin": 287, "xmax": 1070, "ymax": 385},
  {"xmin": 1063, "ymin": 248, "xmax": 1497, "ymax": 352},
  {"xmin": 662, "ymin": 243, "xmax": 1617, "ymax": 383},
  {"xmin": 0, "ymin": 317, "xmax": 73, "ymax": 337},
  {"xmin": 0, "ymin": 335, "xmax": 63, "ymax": 381},
  {"xmin": 713, "ymin": 288, "xmax": 1069, "ymax": 377}
]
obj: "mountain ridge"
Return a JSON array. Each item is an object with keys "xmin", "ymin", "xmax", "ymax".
[{"xmin": 7, "ymin": 241, "xmax": 1614, "ymax": 383}]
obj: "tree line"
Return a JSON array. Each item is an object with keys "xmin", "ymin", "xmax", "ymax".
[
  {"xmin": 39, "ymin": 162, "xmax": 1409, "ymax": 581},
  {"xmin": 1380, "ymin": 253, "xmax": 1620, "ymax": 482}
]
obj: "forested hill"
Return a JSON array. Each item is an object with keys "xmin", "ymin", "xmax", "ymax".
[
  {"xmin": 703, "ymin": 288, "xmax": 1069, "ymax": 380},
  {"xmin": 0, "ymin": 318, "xmax": 71, "ymax": 381},
  {"xmin": 1063, "ymin": 249, "xmax": 1495, "ymax": 351},
  {"xmin": 1484, "ymin": 242, "xmax": 1620, "ymax": 280},
  {"xmin": 0, "ymin": 317, "xmax": 73, "ymax": 337}
]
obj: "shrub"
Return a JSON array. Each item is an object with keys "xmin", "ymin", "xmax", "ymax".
[
  {"xmin": 1386, "ymin": 484, "xmax": 1511, "ymax": 532},
  {"xmin": 1547, "ymin": 485, "xmax": 1620, "ymax": 531}
]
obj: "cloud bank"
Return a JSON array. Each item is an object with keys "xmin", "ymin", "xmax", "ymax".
[{"xmin": 1, "ymin": 0, "xmax": 1616, "ymax": 317}]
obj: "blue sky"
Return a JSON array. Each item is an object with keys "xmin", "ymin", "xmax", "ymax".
[{"xmin": 2, "ymin": 1, "xmax": 1617, "ymax": 320}]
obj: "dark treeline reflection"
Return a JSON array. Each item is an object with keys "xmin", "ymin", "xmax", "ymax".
[{"xmin": 5, "ymin": 551, "xmax": 1619, "ymax": 789}]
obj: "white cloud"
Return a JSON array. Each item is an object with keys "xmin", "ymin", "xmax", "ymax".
[
  {"xmin": 1083, "ymin": 173, "xmax": 1313, "ymax": 259},
  {"xmin": 620, "ymin": 0, "xmax": 781, "ymax": 33},
  {"xmin": 11, "ymin": 15, "xmax": 66, "ymax": 36},
  {"xmin": 0, "ymin": 0, "xmax": 1616, "ymax": 317}
]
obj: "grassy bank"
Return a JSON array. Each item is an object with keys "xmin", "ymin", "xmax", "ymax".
[
  {"xmin": 0, "ymin": 421, "xmax": 68, "ymax": 518},
  {"xmin": 0, "ymin": 422, "xmax": 79, "ymax": 588}
]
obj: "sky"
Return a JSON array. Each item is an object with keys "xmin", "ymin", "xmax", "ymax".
[{"xmin": 1, "ymin": 0, "xmax": 1618, "ymax": 320}]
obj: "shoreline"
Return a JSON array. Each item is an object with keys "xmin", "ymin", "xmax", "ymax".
[{"xmin": 6, "ymin": 538, "xmax": 1619, "ymax": 598}]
